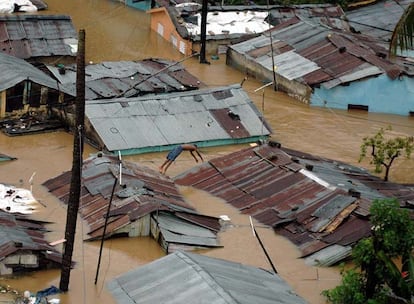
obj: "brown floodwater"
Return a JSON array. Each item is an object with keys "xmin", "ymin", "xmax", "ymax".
[{"xmin": 0, "ymin": 1, "xmax": 413, "ymax": 303}]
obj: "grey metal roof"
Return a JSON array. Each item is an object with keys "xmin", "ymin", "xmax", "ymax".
[
  {"xmin": 85, "ymin": 84, "xmax": 271, "ymax": 154},
  {"xmin": 346, "ymin": 0, "xmax": 414, "ymax": 44},
  {"xmin": 108, "ymin": 250, "xmax": 308, "ymax": 304},
  {"xmin": 0, "ymin": 52, "xmax": 73, "ymax": 95},
  {"xmin": 46, "ymin": 58, "xmax": 203, "ymax": 100},
  {"xmin": 0, "ymin": 15, "xmax": 77, "ymax": 59}
]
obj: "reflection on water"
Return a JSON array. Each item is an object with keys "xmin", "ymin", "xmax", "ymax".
[{"xmin": 0, "ymin": 0, "xmax": 413, "ymax": 303}]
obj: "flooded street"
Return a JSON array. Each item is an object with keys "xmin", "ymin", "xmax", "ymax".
[{"xmin": 0, "ymin": 0, "xmax": 413, "ymax": 303}]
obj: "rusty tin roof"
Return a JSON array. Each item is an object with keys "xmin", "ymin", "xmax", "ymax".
[
  {"xmin": 42, "ymin": 154, "xmax": 222, "ymax": 248},
  {"xmin": 0, "ymin": 211, "xmax": 62, "ymax": 271},
  {"xmin": 174, "ymin": 142, "xmax": 414, "ymax": 263},
  {"xmin": 46, "ymin": 58, "xmax": 203, "ymax": 100},
  {"xmin": 229, "ymin": 18, "xmax": 409, "ymax": 89},
  {"xmin": 0, "ymin": 15, "xmax": 77, "ymax": 60}
]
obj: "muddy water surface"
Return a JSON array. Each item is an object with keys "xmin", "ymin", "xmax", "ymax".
[{"xmin": 0, "ymin": 1, "xmax": 413, "ymax": 303}]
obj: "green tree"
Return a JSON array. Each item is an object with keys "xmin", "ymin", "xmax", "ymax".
[
  {"xmin": 390, "ymin": 3, "xmax": 414, "ymax": 56},
  {"xmin": 359, "ymin": 126, "xmax": 413, "ymax": 181},
  {"xmin": 323, "ymin": 198, "xmax": 414, "ymax": 304}
]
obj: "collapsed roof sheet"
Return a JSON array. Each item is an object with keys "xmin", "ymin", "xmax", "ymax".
[{"xmin": 0, "ymin": 52, "xmax": 73, "ymax": 94}]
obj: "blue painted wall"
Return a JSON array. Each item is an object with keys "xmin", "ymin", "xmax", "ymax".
[
  {"xmin": 125, "ymin": 0, "xmax": 152, "ymax": 11},
  {"xmin": 311, "ymin": 74, "xmax": 414, "ymax": 116}
]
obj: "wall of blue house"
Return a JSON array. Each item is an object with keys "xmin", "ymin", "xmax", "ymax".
[
  {"xmin": 125, "ymin": 0, "xmax": 152, "ymax": 11},
  {"xmin": 311, "ymin": 74, "xmax": 414, "ymax": 116}
]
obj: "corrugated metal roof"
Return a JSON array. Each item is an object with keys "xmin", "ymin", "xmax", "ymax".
[
  {"xmin": 169, "ymin": 3, "xmax": 347, "ymax": 41},
  {"xmin": 174, "ymin": 142, "xmax": 414, "ymax": 262},
  {"xmin": 0, "ymin": 52, "xmax": 73, "ymax": 94},
  {"xmin": 346, "ymin": 0, "xmax": 414, "ymax": 43},
  {"xmin": 229, "ymin": 18, "xmax": 405, "ymax": 88},
  {"xmin": 108, "ymin": 250, "xmax": 308, "ymax": 304},
  {"xmin": 42, "ymin": 154, "xmax": 222, "ymax": 250},
  {"xmin": 0, "ymin": 211, "xmax": 61, "ymax": 270},
  {"xmin": 85, "ymin": 84, "xmax": 271, "ymax": 154},
  {"xmin": 46, "ymin": 58, "xmax": 203, "ymax": 100},
  {"xmin": 0, "ymin": 15, "xmax": 77, "ymax": 59}
]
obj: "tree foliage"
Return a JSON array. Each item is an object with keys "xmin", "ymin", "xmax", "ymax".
[
  {"xmin": 359, "ymin": 126, "xmax": 413, "ymax": 181},
  {"xmin": 390, "ymin": 3, "xmax": 414, "ymax": 57},
  {"xmin": 323, "ymin": 199, "xmax": 414, "ymax": 304}
]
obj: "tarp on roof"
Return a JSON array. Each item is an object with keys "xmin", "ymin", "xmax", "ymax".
[{"xmin": 108, "ymin": 251, "xmax": 308, "ymax": 304}]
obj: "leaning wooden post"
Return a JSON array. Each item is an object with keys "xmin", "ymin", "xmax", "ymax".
[{"xmin": 60, "ymin": 28, "xmax": 86, "ymax": 292}]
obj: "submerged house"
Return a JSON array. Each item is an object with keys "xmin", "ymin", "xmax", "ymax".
[
  {"xmin": 108, "ymin": 250, "xmax": 308, "ymax": 304},
  {"xmin": 43, "ymin": 154, "xmax": 222, "ymax": 253},
  {"xmin": 0, "ymin": 14, "xmax": 77, "ymax": 65},
  {"xmin": 227, "ymin": 18, "xmax": 414, "ymax": 116},
  {"xmin": 174, "ymin": 142, "xmax": 414, "ymax": 266},
  {"xmin": 0, "ymin": 52, "xmax": 74, "ymax": 121},
  {"xmin": 147, "ymin": 4, "xmax": 270, "ymax": 56},
  {"xmin": 83, "ymin": 83, "xmax": 271, "ymax": 155},
  {"xmin": 147, "ymin": 3, "xmax": 347, "ymax": 56},
  {"xmin": 0, "ymin": 211, "xmax": 62, "ymax": 275}
]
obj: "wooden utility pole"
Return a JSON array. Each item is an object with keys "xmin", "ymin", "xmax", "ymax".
[
  {"xmin": 199, "ymin": 0, "xmax": 209, "ymax": 64},
  {"xmin": 60, "ymin": 28, "xmax": 86, "ymax": 292}
]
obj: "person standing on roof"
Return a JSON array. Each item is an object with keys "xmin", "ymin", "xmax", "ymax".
[{"xmin": 159, "ymin": 144, "xmax": 203, "ymax": 175}]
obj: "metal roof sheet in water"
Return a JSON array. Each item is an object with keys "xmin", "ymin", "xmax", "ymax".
[
  {"xmin": 0, "ymin": 52, "xmax": 73, "ymax": 95},
  {"xmin": 108, "ymin": 250, "xmax": 308, "ymax": 304},
  {"xmin": 85, "ymin": 84, "xmax": 271, "ymax": 154},
  {"xmin": 174, "ymin": 143, "xmax": 414, "ymax": 262},
  {"xmin": 42, "ymin": 154, "xmax": 221, "ymax": 246},
  {"xmin": 0, "ymin": 15, "xmax": 77, "ymax": 59},
  {"xmin": 46, "ymin": 58, "xmax": 202, "ymax": 100}
]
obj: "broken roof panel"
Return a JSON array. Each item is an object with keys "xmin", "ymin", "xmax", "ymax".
[
  {"xmin": 42, "ymin": 154, "xmax": 222, "ymax": 251},
  {"xmin": 0, "ymin": 15, "xmax": 77, "ymax": 59},
  {"xmin": 0, "ymin": 52, "xmax": 73, "ymax": 95},
  {"xmin": 174, "ymin": 142, "xmax": 414, "ymax": 263},
  {"xmin": 108, "ymin": 250, "xmax": 308, "ymax": 304},
  {"xmin": 85, "ymin": 84, "xmax": 271, "ymax": 154},
  {"xmin": 46, "ymin": 58, "xmax": 202, "ymax": 100}
]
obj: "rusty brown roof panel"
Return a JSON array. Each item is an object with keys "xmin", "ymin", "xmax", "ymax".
[
  {"xmin": 210, "ymin": 108, "xmax": 250, "ymax": 139},
  {"xmin": 322, "ymin": 215, "xmax": 371, "ymax": 246},
  {"xmin": 0, "ymin": 15, "xmax": 76, "ymax": 59},
  {"xmin": 302, "ymin": 68, "xmax": 332, "ymax": 85},
  {"xmin": 43, "ymin": 154, "xmax": 220, "ymax": 241},
  {"xmin": 175, "ymin": 142, "xmax": 414, "ymax": 260}
]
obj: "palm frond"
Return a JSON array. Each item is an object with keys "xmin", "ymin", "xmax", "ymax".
[{"xmin": 390, "ymin": 3, "xmax": 414, "ymax": 57}]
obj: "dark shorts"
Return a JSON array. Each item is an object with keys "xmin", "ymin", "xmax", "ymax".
[{"xmin": 167, "ymin": 146, "xmax": 183, "ymax": 161}]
